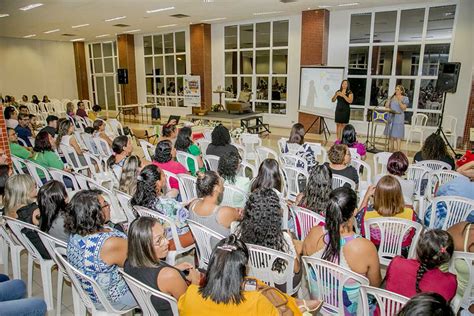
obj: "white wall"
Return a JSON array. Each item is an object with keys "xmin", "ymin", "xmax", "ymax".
[{"xmin": 0, "ymin": 37, "xmax": 77, "ymax": 100}]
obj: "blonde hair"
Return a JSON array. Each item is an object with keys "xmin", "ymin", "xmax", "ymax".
[
  {"xmin": 374, "ymin": 175, "xmax": 404, "ymax": 216},
  {"xmin": 4, "ymin": 174, "xmax": 36, "ymax": 217},
  {"xmin": 395, "ymin": 85, "xmax": 406, "ymax": 96},
  {"xmin": 119, "ymin": 155, "xmax": 142, "ymax": 195}
]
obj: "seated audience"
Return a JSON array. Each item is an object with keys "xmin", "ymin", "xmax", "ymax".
[
  {"xmin": 217, "ymin": 151, "xmax": 250, "ymax": 207},
  {"xmin": 386, "ymin": 229, "xmax": 457, "ymax": 302},
  {"xmin": 130, "ymin": 164, "xmax": 193, "ymax": 249},
  {"xmin": 4, "ymin": 174, "xmax": 50, "ymax": 259},
  {"xmin": 374, "ymin": 151, "xmax": 415, "ymax": 206},
  {"xmin": 37, "ymin": 180, "xmax": 69, "ymax": 242},
  {"xmin": 250, "ymin": 158, "xmax": 283, "ymax": 194},
  {"xmin": 0, "ymin": 274, "xmax": 47, "ymax": 316},
  {"xmin": 0, "ymin": 164, "xmax": 10, "ymax": 207},
  {"xmin": 125, "ymin": 216, "xmax": 200, "ymax": 316},
  {"xmin": 21, "ymin": 95, "xmax": 28, "ymax": 104},
  {"xmin": 4, "ymin": 106, "xmax": 18, "ymax": 129},
  {"xmin": 397, "ymin": 292, "xmax": 454, "ymax": 316},
  {"xmin": 326, "ymin": 143, "xmax": 359, "ymax": 186},
  {"xmin": 357, "ymin": 175, "xmax": 418, "ymax": 252},
  {"xmin": 57, "ymin": 119, "xmax": 86, "ymax": 166},
  {"xmin": 152, "ymin": 140, "xmax": 188, "ymax": 191},
  {"xmin": 93, "ymin": 119, "xmax": 113, "ymax": 147},
  {"xmin": 29, "ymin": 114, "xmax": 41, "ymax": 130},
  {"xmin": 335, "ymin": 124, "xmax": 366, "ymax": 160},
  {"xmin": 42, "ymin": 95, "xmax": 50, "ymax": 103},
  {"xmin": 76, "ymin": 101, "xmax": 88, "ymax": 118},
  {"xmin": 65, "ymin": 102, "xmax": 75, "ymax": 117},
  {"xmin": 118, "ymin": 155, "xmax": 142, "ymax": 196},
  {"xmin": 237, "ymin": 188, "xmax": 301, "ymax": 292},
  {"xmin": 88, "ymin": 105, "xmax": 102, "ymax": 121},
  {"xmin": 303, "ymin": 187, "xmax": 381, "ymax": 315},
  {"xmin": 414, "ymin": 133, "xmax": 455, "ymax": 170},
  {"xmin": 188, "ymin": 171, "xmax": 240, "ymax": 236},
  {"xmin": 158, "ymin": 122, "xmax": 178, "ymax": 145},
  {"xmin": 106, "ymin": 135, "xmax": 133, "ymax": 180},
  {"xmin": 31, "ymin": 95, "xmax": 40, "ymax": 105},
  {"xmin": 174, "ymin": 126, "xmax": 205, "ymax": 175},
  {"xmin": 8, "ymin": 128, "xmax": 33, "ymax": 159},
  {"xmin": 295, "ymin": 164, "xmax": 332, "ymax": 216},
  {"xmin": 40, "ymin": 115, "xmax": 58, "ymax": 136},
  {"xmin": 18, "ymin": 105, "xmax": 29, "ymax": 115},
  {"xmin": 15, "ymin": 113, "xmax": 33, "ymax": 147},
  {"xmin": 283, "ymin": 123, "xmax": 317, "ymax": 168},
  {"xmin": 206, "ymin": 124, "xmax": 239, "ymax": 159},
  {"xmin": 32, "ymin": 131, "xmax": 66, "ymax": 180},
  {"xmin": 65, "ymin": 190, "xmax": 136, "ymax": 309},
  {"xmin": 178, "ymin": 234, "xmax": 322, "ymax": 315}
]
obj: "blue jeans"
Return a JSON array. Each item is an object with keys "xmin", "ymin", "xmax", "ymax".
[{"xmin": 0, "ymin": 276, "xmax": 47, "ymax": 316}]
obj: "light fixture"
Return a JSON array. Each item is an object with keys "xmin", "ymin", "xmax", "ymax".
[
  {"xmin": 95, "ymin": 34, "xmax": 110, "ymax": 38},
  {"xmin": 318, "ymin": 5, "xmax": 332, "ymax": 8},
  {"xmin": 253, "ymin": 11, "xmax": 283, "ymax": 16},
  {"xmin": 44, "ymin": 29, "xmax": 60, "ymax": 34},
  {"xmin": 70, "ymin": 38, "xmax": 85, "ymax": 42},
  {"xmin": 201, "ymin": 17, "xmax": 226, "ymax": 22},
  {"xmin": 146, "ymin": 6, "xmax": 175, "ymax": 14},
  {"xmin": 203, "ymin": 0, "xmax": 214, "ymax": 2},
  {"xmin": 124, "ymin": 29, "xmax": 141, "ymax": 33},
  {"xmin": 19, "ymin": 3, "xmax": 43, "ymax": 11},
  {"xmin": 72, "ymin": 23, "xmax": 89, "ymax": 28},
  {"xmin": 0, "ymin": 14, "xmax": 10, "ymax": 18},
  {"xmin": 23, "ymin": 34, "xmax": 36, "ymax": 38},
  {"xmin": 158, "ymin": 24, "xmax": 178, "ymax": 28},
  {"xmin": 105, "ymin": 16, "xmax": 126, "ymax": 22},
  {"xmin": 337, "ymin": 2, "xmax": 359, "ymax": 7}
]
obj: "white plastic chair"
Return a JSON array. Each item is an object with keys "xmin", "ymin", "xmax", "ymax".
[
  {"xmin": 238, "ymin": 160, "xmax": 257, "ymax": 179},
  {"xmin": 428, "ymin": 170, "xmax": 462, "ymax": 197},
  {"xmin": 17, "ymin": 137, "xmax": 28, "ymax": 147},
  {"xmin": 162, "ymin": 170, "xmax": 180, "ymax": 195},
  {"xmin": 406, "ymin": 165, "xmax": 431, "ymax": 198},
  {"xmin": 449, "ymin": 251, "xmax": 474, "ymax": 313},
  {"xmin": 93, "ymin": 137, "xmax": 114, "ymax": 158},
  {"xmin": 332, "ymin": 174, "xmax": 356, "ymax": 190},
  {"xmin": 426, "ymin": 196, "xmax": 474, "ymax": 230},
  {"xmin": 108, "ymin": 119, "xmax": 125, "ymax": 137},
  {"xmin": 373, "ymin": 152, "xmax": 392, "ymax": 177},
  {"xmin": 176, "ymin": 150, "xmax": 199, "ymax": 174},
  {"xmin": 139, "ymin": 139, "xmax": 155, "ymax": 162},
  {"xmin": 119, "ymin": 270, "xmax": 179, "ymax": 316},
  {"xmin": 350, "ymin": 158, "xmax": 372, "ymax": 185},
  {"xmin": 133, "ymin": 206, "xmax": 195, "ymax": 265},
  {"xmin": 53, "ymin": 247, "xmax": 136, "ymax": 316},
  {"xmin": 255, "ymin": 146, "xmax": 279, "ymax": 166},
  {"xmin": 281, "ymin": 165, "xmax": 309, "ymax": 201},
  {"xmin": 307, "ymin": 142, "xmax": 328, "ymax": 164},
  {"xmin": 203, "ymin": 154, "xmax": 220, "ymax": 172},
  {"xmin": 415, "ymin": 160, "xmax": 452, "ymax": 171},
  {"xmin": 232, "ymin": 143, "xmax": 247, "ymax": 161},
  {"xmin": 5, "ymin": 217, "xmax": 56, "ymax": 310},
  {"xmin": 239, "ymin": 133, "xmax": 262, "ymax": 161},
  {"xmin": 0, "ymin": 223, "xmax": 24, "ymax": 279},
  {"xmin": 359, "ymin": 285, "xmax": 409, "ymax": 316},
  {"xmin": 290, "ymin": 206, "xmax": 325, "ymax": 240},
  {"xmin": 348, "ymin": 148, "xmax": 361, "ymax": 160},
  {"xmin": 406, "ymin": 113, "xmax": 428, "ymax": 150},
  {"xmin": 196, "ymin": 138, "xmax": 211, "ymax": 155},
  {"xmin": 278, "ymin": 138, "xmax": 301, "ymax": 155},
  {"xmin": 73, "ymin": 172, "xmax": 100, "ymax": 189},
  {"xmin": 302, "ymin": 256, "xmax": 369, "ymax": 315},
  {"xmin": 114, "ymin": 190, "xmax": 137, "ymax": 224},
  {"xmin": 59, "ymin": 144, "xmax": 89, "ymax": 174},
  {"xmin": 11, "ymin": 155, "xmax": 26, "ymax": 174},
  {"xmin": 188, "ymin": 220, "xmax": 225, "ymax": 270},
  {"xmin": 88, "ymin": 182, "xmax": 127, "ymax": 224},
  {"xmin": 364, "ymin": 217, "xmax": 423, "ymax": 266},
  {"xmin": 24, "ymin": 160, "xmax": 52, "ymax": 187},
  {"xmin": 48, "ymin": 168, "xmax": 81, "ymax": 193},
  {"xmin": 442, "ymin": 115, "xmax": 458, "ymax": 148},
  {"xmin": 80, "ymin": 133, "xmax": 100, "ymax": 156},
  {"xmin": 280, "ymin": 153, "xmax": 308, "ymax": 171},
  {"xmin": 177, "ymin": 173, "xmax": 198, "ymax": 202},
  {"xmin": 247, "ymin": 243, "xmax": 300, "ymax": 295},
  {"xmin": 221, "ymin": 183, "xmax": 247, "ymax": 208}
]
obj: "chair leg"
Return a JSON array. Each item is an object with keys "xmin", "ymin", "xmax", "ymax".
[
  {"xmin": 27, "ymin": 255, "xmax": 34, "ymax": 297},
  {"xmin": 11, "ymin": 246, "xmax": 22, "ymax": 280},
  {"xmin": 56, "ymin": 272, "xmax": 64, "ymax": 316},
  {"xmin": 40, "ymin": 262, "xmax": 54, "ymax": 310},
  {"xmin": 1, "ymin": 240, "xmax": 8, "ymax": 275},
  {"xmin": 71, "ymin": 286, "xmax": 86, "ymax": 316}
]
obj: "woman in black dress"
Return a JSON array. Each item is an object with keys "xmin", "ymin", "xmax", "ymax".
[{"xmin": 332, "ymin": 79, "xmax": 353, "ymax": 141}]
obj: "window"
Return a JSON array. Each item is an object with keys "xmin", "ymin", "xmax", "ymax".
[
  {"xmin": 143, "ymin": 31, "xmax": 187, "ymax": 107},
  {"xmin": 347, "ymin": 5, "xmax": 456, "ymax": 126},
  {"xmin": 224, "ymin": 20, "xmax": 289, "ymax": 115},
  {"xmin": 88, "ymin": 41, "xmax": 120, "ymax": 111}
]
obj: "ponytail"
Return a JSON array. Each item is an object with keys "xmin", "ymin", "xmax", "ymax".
[
  {"xmin": 321, "ymin": 198, "xmax": 343, "ymax": 263},
  {"xmin": 415, "ymin": 262, "xmax": 428, "ymax": 293}
]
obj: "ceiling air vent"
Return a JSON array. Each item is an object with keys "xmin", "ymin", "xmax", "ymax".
[
  {"xmin": 61, "ymin": 33, "xmax": 76, "ymax": 37},
  {"xmin": 170, "ymin": 14, "xmax": 190, "ymax": 18},
  {"xmin": 113, "ymin": 24, "xmax": 131, "ymax": 27},
  {"xmin": 280, "ymin": 0, "xmax": 298, "ymax": 2}
]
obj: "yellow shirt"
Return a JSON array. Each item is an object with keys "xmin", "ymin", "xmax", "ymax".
[
  {"xmin": 178, "ymin": 283, "xmax": 302, "ymax": 316},
  {"xmin": 88, "ymin": 111, "xmax": 98, "ymax": 121}
]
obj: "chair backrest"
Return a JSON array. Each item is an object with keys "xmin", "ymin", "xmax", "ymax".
[
  {"xmin": 350, "ymin": 158, "xmax": 372, "ymax": 185},
  {"xmin": 364, "ymin": 217, "xmax": 424, "ymax": 266},
  {"xmin": 203, "ymin": 129, "xmax": 213, "ymax": 141},
  {"xmin": 177, "ymin": 173, "xmax": 198, "ymax": 201},
  {"xmin": 83, "ymin": 151, "xmax": 105, "ymax": 174},
  {"xmin": 36, "ymin": 230, "xmax": 67, "ymax": 276},
  {"xmin": 82, "ymin": 99, "xmax": 93, "ymax": 111},
  {"xmin": 255, "ymin": 146, "xmax": 279, "ymax": 166},
  {"xmin": 108, "ymin": 119, "xmax": 125, "ymax": 136},
  {"xmin": 406, "ymin": 165, "xmax": 431, "ymax": 197},
  {"xmin": 290, "ymin": 206, "xmax": 325, "ymax": 240},
  {"xmin": 448, "ymin": 251, "xmax": 474, "ymax": 313},
  {"xmin": 114, "ymin": 190, "xmax": 137, "ymax": 224},
  {"xmin": 281, "ymin": 165, "xmax": 309, "ymax": 201},
  {"xmin": 412, "ymin": 113, "xmax": 428, "ymax": 127},
  {"xmin": 188, "ymin": 220, "xmax": 224, "ymax": 270},
  {"xmin": 203, "ymin": 154, "xmax": 220, "ymax": 172},
  {"xmin": 48, "ymin": 168, "xmax": 81, "ymax": 192},
  {"xmin": 74, "ymin": 117, "xmax": 87, "ymax": 132},
  {"xmin": 359, "ymin": 285, "xmax": 409, "ymax": 316},
  {"xmin": 427, "ymin": 196, "xmax": 474, "ymax": 230},
  {"xmin": 11, "ymin": 155, "xmax": 26, "ymax": 174},
  {"xmin": 429, "ymin": 170, "xmax": 462, "ymax": 196},
  {"xmin": 232, "ymin": 143, "xmax": 247, "ymax": 161},
  {"xmin": 307, "ymin": 142, "xmax": 328, "ymax": 164},
  {"xmin": 73, "ymin": 172, "xmax": 99, "ymax": 189},
  {"xmin": 162, "ymin": 169, "xmax": 180, "ymax": 194},
  {"xmin": 17, "ymin": 137, "xmax": 28, "ymax": 147},
  {"xmin": 238, "ymin": 160, "xmax": 257, "ymax": 179},
  {"xmin": 221, "ymin": 183, "xmax": 247, "ymax": 207},
  {"xmin": 196, "ymin": 138, "xmax": 211, "ymax": 155},
  {"xmin": 4, "ymin": 217, "xmax": 45, "ymax": 261},
  {"xmin": 24, "ymin": 160, "xmax": 52, "ymax": 186},
  {"xmin": 239, "ymin": 133, "xmax": 262, "ymax": 160},
  {"xmin": 93, "ymin": 137, "xmax": 114, "ymax": 158},
  {"xmin": 442, "ymin": 115, "xmax": 457, "ymax": 132},
  {"xmin": 80, "ymin": 132, "xmax": 100, "ymax": 156},
  {"xmin": 415, "ymin": 160, "xmax": 452, "ymax": 171},
  {"xmin": 373, "ymin": 152, "xmax": 392, "ymax": 176},
  {"xmin": 139, "ymin": 139, "xmax": 156, "ymax": 162},
  {"xmin": 176, "ymin": 150, "xmax": 199, "ymax": 174},
  {"xmin": 332, "ymin": 174, "xmax": 356, "ymax": 190},
  {"xmin": 280, "ymin": 153, "xmax": 308, "ymax": 171},
  {"xmin": 279, "ymin": 138, "xmax": 301, "ymax": 155},
  {"xmin": 119, "ymin": 270, "xmax": 179, "ymax": 316},
  {"xmin": 302, "ymin": 256, "xmax": 369, "ymax": 315},
  {"xmin": 247, "ymin": 243, "xmax": 299, "ymax": 295},
  {"xmin": 59, "ymin": 144, "xmax": 88, "ymax": 172},
  {"xmin": 88, "ymin": 182, "xmax": 127, "ymax": 224},
  {"xmin": 348, "ymin": 148, "xmax": 361, "ymax": 160}
]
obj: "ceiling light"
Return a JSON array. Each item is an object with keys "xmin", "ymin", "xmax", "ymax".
[
  {"xmin": 146, "ymin": 6, "xmax": 175, "ymax": 14},
  {"xmin": 201, "ymin": 17, "xmax": 226, "ymax": 22},
  {"xmin": 318, "ymin": 5, "xmax": 332, "ymax": 8},
  {"xmin": 158, "ymin": 24, "xmax": 178, "ymax": 28},
  {"xmin": 124, "ymin": 29, "xmax": 141, "ymax": 33},
  {"xmin": 253, "ymin": 11, "xmax": 283, "ymax": 16},
  {"xmin": 0, "ymin": 14, "xmax": 10, "ymax": 18},
  {"xmin": 105, "ymin": 16, "xmax": 126, "ymax": 22},
  {"xmin": 96, "ymin": 34, "xmax": 110, "ymax": 38},
  {"xmin": 23, "ymin": 34, "xmax": 36, "ymax": 38},
  {"xmin": 70, "ymin": 38, "xmax": 85, "ymax": 42},
  {"xmin": 203, "ymin": 0, "xmax": 214, "ymax": 2},
  {"xmin": 19, "ymin": 3, "xmax": 43, "ymax": 11},
  {"xmin": 338, "ymin": 2, "xmax": 359, "ymax": 7},
  {"xmin": 72, "ymin": 23, "xmax": 89, "ymax": 28},
  {"xmin": 44, "ymin": 29, "xmax": 60, "ymax": 34}
]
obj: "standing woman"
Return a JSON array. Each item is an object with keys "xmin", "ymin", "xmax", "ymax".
[
  {"xmin": 332, "ymin": 79, "xmax": 354, "ymax": 141},
  {"xmin": 385, "ymin": 85, "xmax": 409, "ymax": 151}
]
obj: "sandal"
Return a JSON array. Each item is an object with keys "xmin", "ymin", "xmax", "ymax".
[{"xmin": 298, "ymin": 300, "xmax": 324, "ymax": 315}]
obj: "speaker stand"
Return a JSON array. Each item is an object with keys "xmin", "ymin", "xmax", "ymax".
[{"xmin": 434, "ymin": 92, "xmax": 461, "ymax": 159}]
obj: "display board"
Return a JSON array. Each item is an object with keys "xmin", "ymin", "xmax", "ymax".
[
  {"xmin": 184, "ymin": 75, "xmax": 201, "ymax": 107},
  {"xmin": 299, "ymin": 67, "xmax": 345, "ymax": 119}
]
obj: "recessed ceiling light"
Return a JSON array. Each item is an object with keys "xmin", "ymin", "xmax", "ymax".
[
  {"xmin": 124, "ymin": 29, "xmax": 141, "ymax": 33},
  {"xmin": 23, "ymin": 34, "xmax": 36, "ymax": 38},
  {"xmin": 0, "ymin": 14, "xmax": 10, "ymax": 18},
  {"xmin": 338, "ymin": 2, "xmax": 359, "ymax": 7},
  {"xmin": 146, "ymin": 6, "xmax": 175, "ymax": 14},
  {"xmin": 70, "ymin": 38, "xmax": 85, "ymax": 42},
  {"xmin": 253, "ymin": 11, "xmax": 283, "ymax": 16},
  {"xmin": 318, "ymin": 5, "xmax": 332, "ymax": 8},
  {"xmin": 158, "ymin": 24, "xmax": 178, "ymax": 28},
  {"xmin": 201, "ymin": 17, "xmax": 226, "ymax": 22},
  {"xmin": 95, "ymin": 34, "xmax": 110, "ymax": 38},
  {"xmin": 72, "ymin": 23, "xmax": 89, "ymax": 28},
  {"xmin": 44, "ymin": 29, "xmax": 60, "ymax": 34},
  {"xmin": 19, "ymin": 3, "xmax": 43, "ymax": 11},
  {"xmin": 105, "ymin": 16, "xmax": 126, "ymax": 22},
  {"xmin": 203, "ymin": 0, "xmax": 214, "ymax": 2}
]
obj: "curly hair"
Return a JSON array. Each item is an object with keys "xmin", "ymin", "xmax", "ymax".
[
  {"xmin": 211, "ymin": 124, "xmax": 231, "ymax": 146},
  {"xmin": 250, "ymin": 158, "xmax": 282, "ymax": 192},
  {"xmin": 415, "ymin": 229, "xmax": 454, "ymax": 293},
  {"xmin": 237, "ymin": 188, "xmax": 289, "ymax": 273},
  {"xmin": 130, "ymin": 164, "xmax": 162, "ymax": 208},
  {"xmin": 175, "ymin": 126, "xmax": 193, "ymax": 151},
  {"xmin": 328, "ymin": 144, "xmax": 347, "ymax": 164},
  {"xmin": 64, "ymin": 189, "xmax": 105, "ymax": 236},
  {"xmin": 154, "ymin": 140, "xmax": 173, "ymax": 163},
  {"xmin": 421, "ymin": 133, "xmax": 451, "ymax": 161},
  {"xmin": 196, "ymin": 171, "xmax": 220, "ymax": 198},
  {"xmin": 217, "ymin": 151, "xmax": 241, "ymax": 184},
  {"xmin": 299, "ymin": 164, "xmax": 332, "ymax": 216}
]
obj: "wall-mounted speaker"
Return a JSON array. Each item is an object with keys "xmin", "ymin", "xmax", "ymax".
[
  {"xmin": 117, "ymin": 68, "xmax": 128, "ymax": 84},
  {"xmin": 436, "ymin": 62, "xmax": 461, "ymax": 93}
]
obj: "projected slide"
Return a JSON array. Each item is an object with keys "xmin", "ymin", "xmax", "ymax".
[{"xmin": 299, "ymin": 67, "xmax": 344, "ymax": 118}]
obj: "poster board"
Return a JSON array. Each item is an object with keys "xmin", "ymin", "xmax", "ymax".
[
  {"xmin": 184, "ymin": 75, "xmax": 201, "ymax": 107},
  {"xmin": 299, "ymin": 67, "xmax": 344, "ymax": 119}
]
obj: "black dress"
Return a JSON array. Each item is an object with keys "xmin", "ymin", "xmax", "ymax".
[{"xmin": 335, "ymin": 91, "xmax": 351, "ymax": 124}]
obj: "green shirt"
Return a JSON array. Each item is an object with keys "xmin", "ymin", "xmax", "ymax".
[
  {"xmin": 187, "ymin": 144, "xmax": 205, "ymax": 176},
  {"xmin": 32, "ymin": 151, "xmax": 64, "ymax": 178},
  {"xmin": 10, "ymin": 142, "xmax": 31, "ymax": 159}
]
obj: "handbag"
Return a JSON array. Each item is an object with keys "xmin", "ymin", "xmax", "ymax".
[{"xmin": 243, "ymin": 278, "xmax": 294, "ymax": 315}]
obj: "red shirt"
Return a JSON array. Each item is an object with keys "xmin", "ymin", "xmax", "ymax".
[
  {"xmin": 386, "ymin": 256, "xmax": 457, "ymax": 302},
  {"xmin": 152, "ymin": 160, "xmax": 187, "ymax": 189}
]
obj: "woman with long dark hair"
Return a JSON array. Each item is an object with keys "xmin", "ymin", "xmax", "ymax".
[
  {"xmin": 386, "ymin": 229, "xmax": 456, "ymax": 302},
  {"xmin": 217, "ymin": 151, "xmax": 250, "ymax": 207},
  {"xmin": 158, "ymin": 122, "xmax": 178, "ymax": 145},
  {"xmin": 334, "ymin": 124, "xmax": 366, "ymax": 160},
  {"xmin": 397, "ymin": 293, "xmax": 454, "ymax": 316},
  {"xmin": 250, "ymin": 158, "xmax": 282, "ymax": 194},
  {"xmin": 332, "ymin": 79, "xmax": 354, "ymax": 141},
  {"xmin": 414, "ymin": 133, "xmax": 455, "ymax": 169},
  {"xmin": 152, "ymin": 140, "xmax": 188, "ymax": 191},
  {"xmin": 174, "ymin": 126, "xmax": 205, "ymax": 175},
  {"xmin": 106, "ymin": 135, "xmax": 134, "ymax": 179},
  {"xmin": 37, "ymin": 180, "xmax": 69, "ymax": 242},
  {"xmin": 303, "ymin": 187, "xmax": 381, "ymax": 315},
  {"xmin": 295, "ymin": 164, "xmax": 332, "ymax": 216},
  {"xmin": 282, "ymin": 123, "xmax": 317, "ymax": 168}
]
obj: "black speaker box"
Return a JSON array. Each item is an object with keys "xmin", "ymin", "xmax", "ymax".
[
  {"xmin": 117, "ymin": 68, "xmax": 128, "ymax": 84},
  {"xmin": 436, "ymin": 62, "xmax": 461, "ymax": 93}
]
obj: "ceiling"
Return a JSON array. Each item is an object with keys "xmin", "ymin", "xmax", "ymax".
[{"xmin": 0, "ymin": 0, "xmax": 451, "ymax": 42}]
